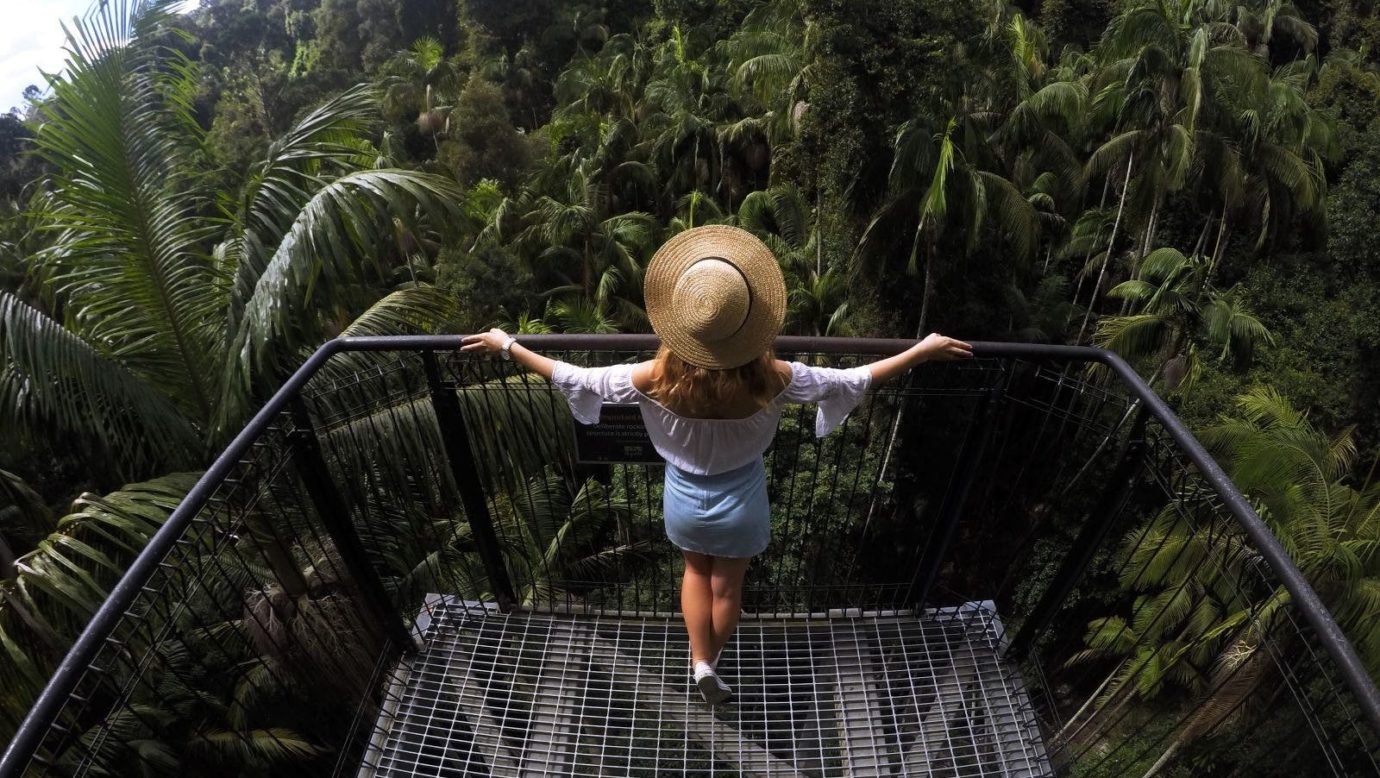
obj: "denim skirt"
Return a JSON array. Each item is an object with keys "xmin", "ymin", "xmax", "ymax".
[{"xmin": 663, "ymin": 457, "xmax": 770, "ymax": 558}]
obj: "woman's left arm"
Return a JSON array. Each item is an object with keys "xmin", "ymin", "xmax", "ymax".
[
  {"xmin": 866, "ymin": 333, "xmax": 973, "ymax": 385},
  {"xmin": 460, "ymin": 328, "xmax": 556, "ymax": 379}
]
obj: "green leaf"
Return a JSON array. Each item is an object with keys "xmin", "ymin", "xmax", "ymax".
[{"xmin": 0, "ymin": 294, "xmax": 201, "ymax": 479}]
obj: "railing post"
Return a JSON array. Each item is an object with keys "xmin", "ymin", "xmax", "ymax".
[
  {"xmin": 288, "ymin": 397, "xmax": 414, "ymax": 651},
  {"xmin": 909, "ymin": 385, "xmax": 1004, "ymax": 608},
  {"xmin": 421, "ymin": 351, "xmax": 518, "ymax": 611},
  {"xmin": 1008, "ymin": 407, "xmax": 1150, "ymax": 658}
]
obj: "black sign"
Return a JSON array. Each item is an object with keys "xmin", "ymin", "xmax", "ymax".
[{"xmin": 573, "ymin": 403, "xmax": 664, "ymax": 464}]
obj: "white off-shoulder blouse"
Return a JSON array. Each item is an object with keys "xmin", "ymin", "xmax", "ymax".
[{"xmin": 550, "ymin": 361, "xmax": 873, "ymax": 475}]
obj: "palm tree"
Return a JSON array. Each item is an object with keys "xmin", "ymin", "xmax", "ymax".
[
  {"xmin": 0, "ymin": 473, "xmax": 199, "ymax": 739},
  {"xmin": 1140, "ymin": 386, "xmax": 1380, "ymax": 775},
  {"xmin": 1068, "ymin": 387, "xmax": 1380, "ymax": 774},
  {"xmin": 983, "ymin": 16, "xmax": 1101, "ymax": 340},
  {"xmin": 1230, "ymin": 0, "xmax": 1318, "ymax": 58},
  {"xmin": 0, "ymin": 199, "xmax": 40, "ymax": 303},
  {"xmin": 0, "ymin": 0, "xmax": 466, "ymax": 483},
  {"xmin": 859, "ymin": 115, "xmax": 1039, "ymax": 336},
  {"xmin": 1093, "ymin": 247, "xmax": 1272, "ymax": 391},
  {"xmin": 736, "ymin": 184, "xmax": 850, "ymax": 336},
  {"xmin": 492, "ymin": 471, "xmax": 654, "ymax": 608},
  {"xmin": 1227, "ymin": 58, "xmax": 1334, "ymax": 256},
  {"xmin": 380, "ymin": 36, "xmax": 464, "ymax": 143},
  {"xmin": 0, "ymin": 367, "xmax": 618, "ymax": 761},
  {"xmin": 509, "ymin": 169, "xmax": 657, "ymax": 329},
  {"xmin": 1070, "ymin": 0, "xmax": 1257, "ymax": 332},
  {"xmin": 554, "ymin": 33, "xmax": 655, "ymax": 125},
  {"xmin": 1199, "ymin": 387, "xmax": 1380, "ymax": 666},
  {"xmin": 720, "ymin": 0, "xmax": 811, "ymax": 155},
  {"xmin": 1067, "ymin": 0, "xmax": 1330, "ymax": 342},
  {"xmin": 640, "ymin": 26, "xmax": 741, "ymax": 205},
  {"xmin": 0, "ymin": 469, "xmax": 51, "ymax": 580}
]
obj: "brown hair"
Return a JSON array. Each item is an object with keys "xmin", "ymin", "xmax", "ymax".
[{"xmin": 648, "ymin": 345, "xmax": 786, "ymax": 418}]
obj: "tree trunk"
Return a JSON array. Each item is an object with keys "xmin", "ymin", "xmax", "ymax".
[
  {"xmin": 1141, "ymin": 643, "xmax": 1267, "ymax": 778},
  {"xmin": 246, "ymin": 512, "xmax": 308, "ymax": 598},
  {"xmin": 1122, "ymin": 193, "xmax": 1159, "ymax": 315},
  {"xmin": 397, "ymin": 222, "xmax": 419, "ymax": 286},
  {"xmin": 1141, "ymin": 202, "xmax": 1156, "ymax": 263},
  {"xmin": 1206, "ymin": 196, "xmax": 1230, "ymax": 284},
  {"xmin": 716, "ymin": 139, "xmax": 726, "ymax": 205},
  {"xmin": 1065, "ymin": 670, "xmax": 1139, "ymax": 749},
  {"xmin": 1077, "ymin": 151, "xmax": 1134, "ymax": 343},
  {"xmin": 1068, "ymin": 166, "xmax": 1115, "ymax": 330},
  {"xmin": 583, "ymin": 237, "xmax": 592, "ymax": 298},
  {"xmin": 916, "ymin": 239, "xmax": 936, "ymax": 338},
  {"xmin": 1190, "ymin": 211, "xmax": 1213, "ymax": 257},
  {"xmin": 815, "ymin": 187, "xmax": 823, "ymax": 277},
  {"xmin": 866, "ymin": 235, "xmax": 932, "ymax": 537},
  {"xmin": 1053, "ymin": 659, "xmax": 1126, "ymax": 745},
  {"xmin": 692, "ymin": 133, "xmax": 702, "ymax": 192},
  {"xmin": 0, "ymin": 528, "xmax": 15, "ymax": 580}
]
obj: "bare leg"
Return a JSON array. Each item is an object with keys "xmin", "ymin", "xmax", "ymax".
[
  {"xmin": 709, "ymin": 556, "xmax": 751, "ymax": 661},
  {"xmin": 680, "ymin": 551, "xmax": 715, "ymax": 664}
]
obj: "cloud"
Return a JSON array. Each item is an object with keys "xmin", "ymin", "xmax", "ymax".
[
  {"xmin": 0, "ymin": 0, "xmax": 198, "ymax": 114},
  {"xmin": 0, "ymin": 0, "xmax": 88, "ymax": 112}
]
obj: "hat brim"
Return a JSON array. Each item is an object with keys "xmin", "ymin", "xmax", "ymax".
[{"xmin": 645, "ymin": 225, "xmax": 786, "ymax": 369}]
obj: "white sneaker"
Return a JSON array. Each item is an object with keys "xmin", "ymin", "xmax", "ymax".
[{"xmin": 693, "ymin": 661, "xmax": 731, "ymax": 705}]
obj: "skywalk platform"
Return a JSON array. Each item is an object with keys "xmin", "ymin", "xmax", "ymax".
[{"xmin": 359, "ymin": 596, "xmax": 1053, "ymax": 777}]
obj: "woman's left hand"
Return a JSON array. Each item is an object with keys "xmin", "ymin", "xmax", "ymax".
[
  {"xmin": 461, "ymin": 328, "xmax": 511, "ymax": 353},
  {"xmin": 916, "ymin": 333, "xmax": 974, "ymax": 362}
]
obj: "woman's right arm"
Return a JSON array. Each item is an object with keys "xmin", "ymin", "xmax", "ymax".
[
  {"xmin": 866, "ymin": 333, "xmax": 974, "ymax": 384},
  {"xmin": 460, "ymin": 328, "xmax": 557, "ymax": 379},
  {"xmin": 461, "ymin": 329, "xmax": 647, "ymax": 424}
]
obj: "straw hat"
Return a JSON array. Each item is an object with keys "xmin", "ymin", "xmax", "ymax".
[{"xmin": 644, "ymin": 225, "xmax": 786, "ymax": 369}]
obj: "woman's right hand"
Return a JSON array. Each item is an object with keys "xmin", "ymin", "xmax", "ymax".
[
  {"xmin": 916, "ymin": 333, "xmax": 974, "ymax": 362},
  {"xmin": 461, "ymin": 328, "xmax": 511, "ymax": 353},
  {"xmin": 866, "ymin": 333, "xmax": 973, "ymax": 384}
]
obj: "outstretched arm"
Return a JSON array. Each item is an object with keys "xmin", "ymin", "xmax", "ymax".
[
  {"xmin": 866, "ymin": 333, "xmax": 973, "ymax": 384},
  {"xmin": 460, "ymin": 328, "xmax": 556, "ymax": 379}
]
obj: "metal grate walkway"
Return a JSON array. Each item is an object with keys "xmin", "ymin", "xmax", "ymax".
[{"xmin": 359, "ymin": 597, "xmax": 1053, "ymax": 777}]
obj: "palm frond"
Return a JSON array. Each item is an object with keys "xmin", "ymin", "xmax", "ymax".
[
  {"xmin": 1139, "ymin": 247, "xmax": 1191, "ymax": 280},
  {"xmin": 1093, "ymin": 312, "xmax": 1173, "ymax": 360},
  {"xmin": 338, "ymin": 286, "xmax": 461, "ymax": 337},
  {"xmin": 736, "ymin": 185, "xmax": 808, "ymax": 248},
  {"xmin": 220, "ymin": 170, "xmax": 466, "ymax": 433},
  {"xmin": 225, "ymin": 83, "xmax": 382, "ymax": 336},
  {"xmin": 887, "ymin": 119, "xmax": 939, "ymax": 195},
  {"xmin": 976, "ymin": 170, "xmax": 1040, "ymax": 261},
  {"xmin": 1085, "ymin": 130, "xmax": 1145, "ymax": 179},
  {"xmin": 1, "ymin": 469, "xmax": 53, "ymax": 540},
  {"xmin": 0, "ymin": 293, "xmax": 201, "ymax": 477},
  {"xmin": 35, "ymin": 0, "xmax": 224, "ymax": 421},
  {"xmin": 189, "ymin": 727, "xmax": 323, "ymax": 766},
  {"xmin": 0, "ymin": 473, "xmax": 199, "ymax": 730}
]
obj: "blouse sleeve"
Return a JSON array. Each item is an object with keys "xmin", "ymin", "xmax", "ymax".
[
  {"xmin": 550, "ymin": 362, "xmax": 640, "ymax": 424},
  {"xmin": 781, "ymin": 362, "xmax": 874, "ymax": 437}
]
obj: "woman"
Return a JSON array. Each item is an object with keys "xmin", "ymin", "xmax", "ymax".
[{"xmin": 462, "ymin": 225, "xmax": 972, "ymax": 704}]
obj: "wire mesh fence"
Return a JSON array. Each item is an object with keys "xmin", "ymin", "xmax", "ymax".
[{"xmin": 3, "ymin": 336, "xmax": 1377, "ymax": 777}]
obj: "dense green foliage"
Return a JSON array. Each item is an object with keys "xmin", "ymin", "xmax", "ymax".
[
  {"xmin": 0, "ymin": 1, "xmax": 1375, "ymax": 463},
  {"xmin": 1, "ymin": 0, "xmax": 1379, "ymax": 773}
]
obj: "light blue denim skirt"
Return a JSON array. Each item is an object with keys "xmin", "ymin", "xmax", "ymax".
[{"xmin": 663, "ymin": 457, "xmax": 770, "ymax": 558}]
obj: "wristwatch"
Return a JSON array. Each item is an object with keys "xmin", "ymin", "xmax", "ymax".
[{"xmin": 500, "ymin": 336, "xmax": 517, "ymax": 360}]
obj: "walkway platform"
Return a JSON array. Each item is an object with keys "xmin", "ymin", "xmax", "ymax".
[{"xmin": 359, "ymin": 597, "xmax": 1053, "ymax": 777}]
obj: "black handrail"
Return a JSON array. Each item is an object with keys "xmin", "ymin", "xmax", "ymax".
[{"xmin": 3, "ymin": 334, "xmax": 1378, "ymax": 775}]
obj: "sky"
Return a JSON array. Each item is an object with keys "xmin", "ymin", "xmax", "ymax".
[{"xmin": 0, "ymin": 0, "xmax": 198, "ymax": 115}]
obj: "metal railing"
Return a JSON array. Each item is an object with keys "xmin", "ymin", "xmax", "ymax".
[{"xmin": 2, "ymin": 335, "xmax": 1378, "ymax": 776}]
